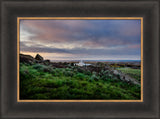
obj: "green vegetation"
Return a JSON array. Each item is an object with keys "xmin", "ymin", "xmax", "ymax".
[
  {"xmin": 20, "ymin": 63, "xmax": 141, "ymax": 100},
  {"xmin": 117, "ymin": 67, "xmax": 141, "ymax": 82}
]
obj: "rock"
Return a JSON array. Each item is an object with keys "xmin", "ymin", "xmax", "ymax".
[
  {"xmin": 112, "ymin": 69, "xmax": 140, "ymax": 86},
  {"xmin": 113, "ymin": 70, "xmax": 120, "ymax": 75},
  {"xmin": 20, "ymin": 54, "xmax": 35, "ymax": 64},
  {"xmin": 35, "ymin": 60, "xmax": 41, "ymax": 63},
  {"xmin": 43, "ymin": 60, "xmax": 50, "ymax": 65},
  {"xmin": 35, "ymin": 54, "xmax": 43, "ymax": 61}
]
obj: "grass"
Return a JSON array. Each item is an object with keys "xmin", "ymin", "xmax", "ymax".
[
  {"xmin": 117, "ymin": 67, "xmax": 141, "ymax": 82},
  {"xmin": 20, "ymin": 63, "xmax": 141, "ymax": 100}
]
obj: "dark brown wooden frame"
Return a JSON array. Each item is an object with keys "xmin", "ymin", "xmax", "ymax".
[{"xmin": 0, "ymin": 0, "xmax": 159, "ymax": 118}]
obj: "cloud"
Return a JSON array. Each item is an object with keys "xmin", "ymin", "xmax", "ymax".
[
  {"xmin": 20, "ymin": 19, "xmax": 141, "ymax": 60},
  {"xmin": 20, "ymin": 42, "xmax": 140, "ymax": 57},
  {"xmin": 20, "ymin": 42, "xmax": 70, "ymax": 53}
]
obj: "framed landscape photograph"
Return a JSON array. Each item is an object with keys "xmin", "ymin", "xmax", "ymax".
[
  {"xmin": 18, "ymin": 17, "xmax": 143, "ymax": 102},
  {"xmin": 1, "ymin": 0, "xmax": 159, "ymax": 119}
]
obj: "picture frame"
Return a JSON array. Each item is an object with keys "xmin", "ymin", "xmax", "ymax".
[
  {"xmin": 17, "ymin": 17, "xmax": 143, "ymax": 102},
  {"xmin": 0, "ymin": 0, "xmax": 159, "ymax": 119}
]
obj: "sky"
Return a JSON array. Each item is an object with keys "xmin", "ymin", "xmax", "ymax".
[{"xmin": 20, "ymin": 19, "xmax": 141, "ymax": 61}]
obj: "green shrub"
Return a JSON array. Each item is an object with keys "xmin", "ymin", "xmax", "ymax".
[
  {"xmin": 20, "ymin": 65, "xmax": 37, "ymax": 80},
  {"xmin": 32, "ymin": 64, "xmax": 53, "ymax": 73},
  {"xmin": 52, "ymin": 68, "xmax": 65, "ymax": 76},
  {"xmin": 63, "ymin": 70, "xmax": 74, "ymax": 77},
  {"xmin": 74, "ymin": 73, "xmax": 86, "ymax": 80},
  {"xmin": 88, "ymin": 72, "xmax": 99, "ymax": 82}
]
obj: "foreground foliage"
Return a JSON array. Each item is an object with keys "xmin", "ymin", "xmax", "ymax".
[{"xmin": 20, "ymin": 63, "xmax": 141, "ymax": 100}]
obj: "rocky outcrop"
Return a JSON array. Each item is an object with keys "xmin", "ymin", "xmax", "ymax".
[
  {"xmin": 20, "ymin": 53, "xmax": 53, "ymax": 66},
  {"xmin": 20, "ymin": 53, "xmax": 45, "ymax": 64},
  {"xmin": 86, "ymin": 65, "xmax": 140, "ymax": 85},
  {"xmin": 20, "ymin": 54, "xmax": 36, "ymax": 64},
  {"xmin": 111, "ymin": 70, "xmax": 140, "ymax": 85},
  {"xmin": 43, "ymin": 60, "xmax": 50, "ymax": 65},
  {"xmin": 35, "ymin": 54, "xmax": 43, "ymax": 61}
]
